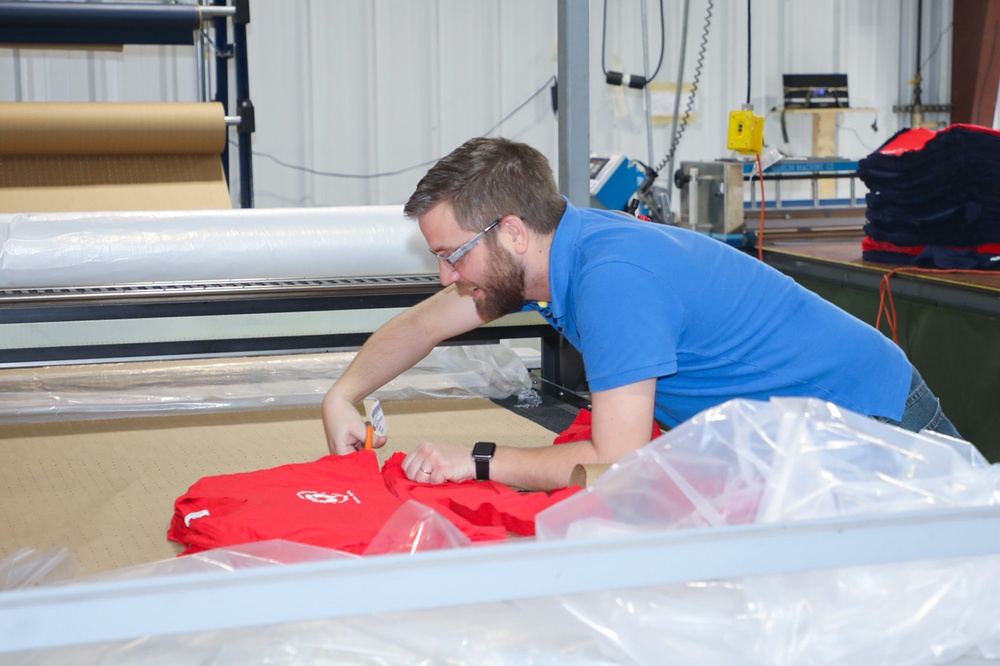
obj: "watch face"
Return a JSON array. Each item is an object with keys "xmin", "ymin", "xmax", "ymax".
[{"xmin": 473, "ymin": 441, "xmax": 496, "ymax": 459}]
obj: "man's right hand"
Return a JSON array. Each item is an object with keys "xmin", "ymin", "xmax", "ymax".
[
  {"xmin": 318, "ymin": 285, "xmax": 485, "ymax": 456},
  {"xmin": 321, "ymin": 391, "xmax": 387, "ymax": 455}
]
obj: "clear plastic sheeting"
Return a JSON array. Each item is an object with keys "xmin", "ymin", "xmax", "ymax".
[
  {"xmin": 59, "ymin": 540, "xmax": 358, "ymax": 587},
  {"xmin": 535, "ymin": 397, "xmax": 1000, "ymax": 666},
  {"xmin": 0, "ymin": 547, "xmax": 80, "ymax": 590},
  {"xmin": 1, "ymin": 503, "xmax": 625, "ymax": 665},
  {"xmin": 0, "ymin": 501, "xmax": 466, "ymax": 593},
  {"xmin": 0, "ymin": 344, "xmax": 533, "ymax": 423},
  {"xmin": 3, "ymin": 398, "xmax": 999, "ymax": 665},
  {"xmin": 0, "ymin": 205, "xmax": 439, "ymax": 289},
  {"xmin": 363, "ymin": 500, "xmax": 472, "ymax": 556}
]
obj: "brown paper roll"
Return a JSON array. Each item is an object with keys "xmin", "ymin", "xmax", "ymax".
[
  {"xmin": 0, "ymin": 102, "xmax": 226, "ymax": 155},
  {"xmin": 0, "ymin": 102, "xmax": 231, "ymax": 212}
]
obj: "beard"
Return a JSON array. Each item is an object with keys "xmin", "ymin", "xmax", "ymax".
[{"xmin": 469, "ymin": 243, "xmax": 527, "ymax": 320}]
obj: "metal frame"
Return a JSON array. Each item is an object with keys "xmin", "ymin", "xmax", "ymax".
[
  {"xmin": 0, "ymin": 277, "xmax": 560, "ymax": 375},
  {"xmin": 199, "ymin": 0, "xmax": 254, "ymax": 206},
  {"xmin": 0, "ymin": 0, "xmax": 254, "ymax": 208},
  {"xmin": 2, "ymin": 505, "xmax": 999, "ymax": 653},
  {"xmin": 557, "ymin": 0, "xmax": 590, "ymax": 209}
]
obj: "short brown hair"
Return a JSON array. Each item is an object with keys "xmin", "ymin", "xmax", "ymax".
[{"xmin": 403, "ymin": 137, "xmax": 566, "ymax": 236}]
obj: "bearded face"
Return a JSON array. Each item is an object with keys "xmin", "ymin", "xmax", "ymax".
[{"xmin": 468, "ymin": 240, "xmax": 528, "ymax": 320}]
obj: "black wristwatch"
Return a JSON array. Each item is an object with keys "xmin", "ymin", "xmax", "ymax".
[{"xmin": 472, "ymin": 441, "xmax": 496, "ymax": 481}]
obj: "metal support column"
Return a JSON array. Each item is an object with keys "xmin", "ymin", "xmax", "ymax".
[
  {"xmin": 232, "ymin": 0, "xmax": 254, "ymax": 208},
  {"xmin": 212, "ymin": 0, "xmax": 230, "ymax": 186},
  {"xmin": 550, "ymin": 0, "xmax": 589, "ymax": 388},
  {"xmin": 557, "ymin": 0, "xmax": 589, "ymax": 209}
]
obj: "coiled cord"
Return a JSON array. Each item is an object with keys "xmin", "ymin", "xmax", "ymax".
[{"xmin": 654, "ymin": 0, "xmax": 713, "ymax": 175}]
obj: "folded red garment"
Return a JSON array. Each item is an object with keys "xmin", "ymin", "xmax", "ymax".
[
  {"xmin": 168, "ymin": 451, "xmax": 403, "ymax": 556},
  {"xmin": 861, "ymin": 237, "xmax": 924, "ymax": 256},
  {"xmin": 861, "ymin": 236, "xmax": 1000, "ymax": 256},
  {"xmin": 552, "ymin": 408, "xmax": 663, "ymax": 444},
  {"xmin": 380, "ymin": 453, "xmax": 509, "ymax": 542},
  {"xmin": 877, "ymin": 123, "xmax": 1000, "ymax": 156},
  {"xmin": 170, "ymin": 444, "xmax": 589, "ymax": 556},
  {"xmin": 445, "ymin": 486, "xmax": 581, "ymax": 536},
  {"xmin": 380, "ymin": 452, "xmax": 581, "ymax": 538}
]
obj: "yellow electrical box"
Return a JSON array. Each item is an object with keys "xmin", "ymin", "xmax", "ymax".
[{"xmin": 727, "ymin": 108, "xmax": 764, "ymax": 155}]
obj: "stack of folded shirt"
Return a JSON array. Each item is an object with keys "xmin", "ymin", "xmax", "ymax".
[{"xmin": 857, "ymin": 124, "xmax": 1000, "ymax": 269}]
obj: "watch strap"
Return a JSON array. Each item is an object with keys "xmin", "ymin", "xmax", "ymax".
[{"xmin": 472, "ymin": 441, "xmax": 496, "ymax": 481}]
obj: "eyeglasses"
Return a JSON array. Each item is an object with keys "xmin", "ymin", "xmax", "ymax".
[{"xmin": 430, "ymin": 218, "xmax": 501, "ymax": 270}]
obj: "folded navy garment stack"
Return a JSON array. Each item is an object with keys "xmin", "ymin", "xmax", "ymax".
[{"xmin": 857, "ymin": 124, "xmax": 1000, "ymax": 270}]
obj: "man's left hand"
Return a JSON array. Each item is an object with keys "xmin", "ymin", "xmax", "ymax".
[{"xmin": 402, "ymin": 441, "xmax": 474, "ymax": 484}]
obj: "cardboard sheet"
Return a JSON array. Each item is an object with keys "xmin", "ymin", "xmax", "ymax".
[
  {"xmin": 0, "ymin": 399, "xmax": 559, "ymax": 576},
  {"xmin": 0, "ymin": 102, "xmax": 231, "ymax": 212}
]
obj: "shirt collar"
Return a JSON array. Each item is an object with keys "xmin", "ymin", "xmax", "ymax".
[{"xmin": 536, "ymin": 198, "xmax": 580, "ymax": 322}]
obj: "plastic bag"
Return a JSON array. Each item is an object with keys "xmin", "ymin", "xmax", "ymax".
[
  {"xmin": 537, "ymin": 398, "xmax": 999, "ymax": 538},
  {"xmin": 363, "ymin": 500, "xmax": 473, "ymax": 556},
  {"xmin": 535, "ymin": 397, "xmax": 1000, "ymax": 666}
]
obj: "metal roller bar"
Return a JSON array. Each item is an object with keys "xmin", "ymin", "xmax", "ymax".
[
  {"xmin": 197, "ymin": 6, "xmax": 237, "ymax": 19},
  {"xmin": 0, "ymin": 275, "xmax": 442, "ymax": 307}
]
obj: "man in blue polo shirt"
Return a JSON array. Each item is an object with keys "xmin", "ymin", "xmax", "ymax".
[{"xmin": 322, "ymin": 137, "xmax": 960, "ymax": 491}]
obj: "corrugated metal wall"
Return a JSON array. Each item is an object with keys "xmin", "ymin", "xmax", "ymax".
[{"xmin": 0, "ymin": 0, "xmax": 953, "ymax": 210}]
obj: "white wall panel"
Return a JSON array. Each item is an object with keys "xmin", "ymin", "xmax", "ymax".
[{"xmin": 0, "ymin": 0, "xmax": 954, "ymax": 214}]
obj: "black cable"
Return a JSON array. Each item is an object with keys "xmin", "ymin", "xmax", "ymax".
[
  {"xmin": 601, "ymin": 0, "xmax": 665, "ymax": 88},
  {"xmin": 745, "ymin": 0, "xmax": 751, "ymax": 106},
  {"xmin": 199, "ymin": 26, "xmax": 232, "ymax": 57},
  {"xmin": 837, "ymin": 122, "xmax": 876, "ymax": 153},
  {"xmin": 920, "ymin": 20, "xmax": 952, "ymax": 72},
  {"xmin": 245, "ymin": 75, "xmax": 557, "ymax": 180},
  {"xmin": 601, "ymin": 0, "xmax": 610, "ymax": 77},
  {"xmin": 479, "ymin": 75, "xmax": 556, "ymax": 138},
  {"xmin": 246, "ymin": 146, "xmax": 440, "ymax": 180},
  {"xmin": 913, "ymin": 0, "xmax": 923, "ymax": 106},
  {"xmin": 649, "ymin": 0, "xmax": 666, "ymax": 82}
]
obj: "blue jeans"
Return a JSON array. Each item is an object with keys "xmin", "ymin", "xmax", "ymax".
[{"xmin": 871, "ymin": 366, "xmax": 962, "ymax": 438}]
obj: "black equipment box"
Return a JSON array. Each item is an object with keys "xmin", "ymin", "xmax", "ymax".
[{"xmin": 783, "ymin": 73, "xmax": 849, "ymax": 108}]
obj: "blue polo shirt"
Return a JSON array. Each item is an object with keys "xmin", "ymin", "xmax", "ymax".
[{"xmin": 523, "ymin": 202, "xmax": 911, "ymax": 428}]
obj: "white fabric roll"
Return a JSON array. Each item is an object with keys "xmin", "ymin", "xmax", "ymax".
[{"xmin": 0, "ymin": 206, "xmax": 440, "ymax": 288}]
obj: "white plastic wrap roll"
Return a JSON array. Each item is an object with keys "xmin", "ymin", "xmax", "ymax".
[{"xmin": 0, "ymin": 206, "xmax": 440, "ymax": 288}]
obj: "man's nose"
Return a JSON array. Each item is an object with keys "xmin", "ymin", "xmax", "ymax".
[{"xmin": 437, "ymin": 260, "xmax": 459, "ymax": 286}]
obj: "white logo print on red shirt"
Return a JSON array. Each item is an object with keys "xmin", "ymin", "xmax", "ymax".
[{"xmin": 295, "ymin": 490, "xmax": 360, "ymax": 505}]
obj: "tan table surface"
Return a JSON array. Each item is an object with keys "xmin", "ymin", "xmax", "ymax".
[{"xmin": 0, "ymin": 398, "xmax": 560, "ymax": 576}]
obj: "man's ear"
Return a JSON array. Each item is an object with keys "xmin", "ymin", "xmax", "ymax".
[{"xmin": 500, "ymin": 215, "xmax": 530, "ymax": 254}]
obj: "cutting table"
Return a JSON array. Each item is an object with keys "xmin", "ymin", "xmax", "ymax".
[{"xmin": 758, "ymin": 233, "xmax": 1000, "ymax": 459}]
